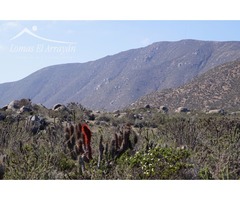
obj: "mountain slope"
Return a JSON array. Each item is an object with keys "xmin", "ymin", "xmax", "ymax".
[
  {"xmin": 1, "ymin": 39, "xmax": 240, "ymax": 111},
  {"xmin": 132, "ymin": 59, "xmax": 240, "ymax": 112}
]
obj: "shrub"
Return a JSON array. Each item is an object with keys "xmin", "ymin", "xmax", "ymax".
[{"xmin": 114, "ymin": 147, "xmax": 193, "ymax": 179}]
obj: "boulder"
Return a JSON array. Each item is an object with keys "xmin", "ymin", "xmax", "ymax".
[
  {"xmin": 207, "ymin": 109, "xmax": 225, "ymax": 115},
  {"xmin": 19, "ymin": 106, "xmax": 32, "ymax": 113},
  {"xmin": 52, "ymin": 103, "xmax": 66, "ymax": 111},
  {"xmin": 19, "ymin": 98, "xmax": 31, "ymax": 107},
  {"xmin": 30, "ymin": 115, "xmax": 40, "ymax": 122},
  {"xmin": 53, "ymin": 103, "xmax": 63, "ymax": 110},
  {"xmin": 26, "ymin": 115, "xmax": 47, "ymax": 134},
  {"xmin": 144, "ymin": 104, "xmax": 151, "ymax": 109},
  {"xmin": 7, "ymin": 99, "xmax": 31, "ymax": 111},
  {"xmin": 159, "ymin": 106, "xmax": 168, "ymax": 113},
  {"xmin": 7, "ymin": 100, "xmax": 21, "ymax": 110},
  {"xmin": 175, "ymin": 107, "xmax": 190, "ymax": 113}
]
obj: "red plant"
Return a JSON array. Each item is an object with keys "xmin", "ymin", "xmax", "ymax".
[
  {"xmin": 64, "ymin": 122, "xmax": 93, "ymax": 161},
  {"xmin": 82, "ymin": 123, "xmax": 92, "ymax": 160}
]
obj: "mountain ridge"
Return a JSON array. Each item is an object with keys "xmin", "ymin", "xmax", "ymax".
[
  {"xmin": 132, "ymin": 59, "xmax": 240, "ymax": 112},
  {"xmin": 1, "ymin": 39, "xmax": 240, "ymax": 110}
]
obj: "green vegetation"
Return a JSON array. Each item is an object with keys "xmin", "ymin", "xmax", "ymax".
[{"xmin": 0, "ymin": 103, "xmax": 239, "ymax": 179}]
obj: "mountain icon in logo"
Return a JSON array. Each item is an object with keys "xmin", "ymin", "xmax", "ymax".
[{"xmin": 10, "ymin": 26, "xmax": 76, "ymax": 44}]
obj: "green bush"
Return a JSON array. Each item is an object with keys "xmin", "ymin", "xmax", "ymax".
[{"xmin": 115, "ymin": 147, "xmax": 193, "ymax": 179}]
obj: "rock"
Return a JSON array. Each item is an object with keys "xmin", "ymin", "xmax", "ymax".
[
  {"xmin": 19, "ymin": 106, "xmax": 32, "ymax": 113},
  {"xmin": 7, "ymin": 100, "xmax": 20, "ymax": 110},
  {"xmin": 159, "ymin": 106, "xmax": 168, "ymax": 113},
  {"xmin": 57, "ymin": 106, "xmax": 67, "ymax": 111},
  {"xmin": 30, "ymin": 115, "xmax": 39, "ymax": 122},
  {"xmin": 52, "ymin": 103, "xmax": 66, "ymax": 111},
  {"xmin": 53, "ymin": 103, "xmax": 63, "ymax": 110},
  {"xmin": 26, "ymin": 115, "xmax": 48, "ymax": 134},
  {"xmin": 7, "ymin": 99, "xmax": 31, "ymax": 111},
  {"xmin": 207, "ymin": 109, "xmax": 225, "ymax": 115},
  {"xmin": 19, "ymin": 98, "xmax": 31, "ymax": 107},
  {"xmin": 175, "ymin": 107, "xmax": 190, "ymax": 113},
  {"xmin": 144, "ymin": 104, "xmax": 151, "ymax": 109}
]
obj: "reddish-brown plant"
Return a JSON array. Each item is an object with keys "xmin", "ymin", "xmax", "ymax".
[{"xmin": 82, "ymin": 123, "xmax": 92, "ymax": 160}]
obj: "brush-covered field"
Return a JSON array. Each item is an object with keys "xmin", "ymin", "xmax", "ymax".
[{"xmin": 0, "ymin": 101, "xmax": 239, "ymax": 180}]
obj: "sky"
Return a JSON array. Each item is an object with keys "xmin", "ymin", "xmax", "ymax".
[{"xmin": 1, "ymin": 20, "xmax": 240, "ymax": 83}]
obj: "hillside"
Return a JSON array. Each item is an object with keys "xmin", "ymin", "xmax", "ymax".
[
  {"xmin": 1, "ymin": 39, "xmax": 240, "ymax": 111},
  {"xmin": 132, "ymin": 59, "xmax": 240, "ymax": 112}
]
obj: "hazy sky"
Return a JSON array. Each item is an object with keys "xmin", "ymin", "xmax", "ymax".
[{"xmin": 1, "ymin": 20, "xmax": 240, "ymax": 83}]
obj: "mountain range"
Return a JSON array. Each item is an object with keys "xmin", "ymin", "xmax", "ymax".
[{"xmin": 1, "ymin": 39, "xmax": 240, "ymax": 111}]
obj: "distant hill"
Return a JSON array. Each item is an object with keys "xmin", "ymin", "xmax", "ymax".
[
  {"xmin": 1, "ymin": 39, "xmax": 240, "ymax": 111},
  {"xmin": 132, "ymin": 59, "xmax": 240, "ymax": 112}
]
